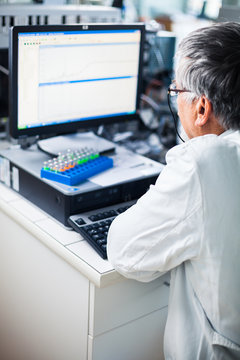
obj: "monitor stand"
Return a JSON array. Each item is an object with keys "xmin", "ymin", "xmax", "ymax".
[{"xmin": 37, "ymin": 131, "xmax": 115, "ymax": 156}]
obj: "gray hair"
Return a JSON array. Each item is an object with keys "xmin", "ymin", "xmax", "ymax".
[{"xmin": 175, "ymin": 22, "xmax": 240, "ymax": 130}]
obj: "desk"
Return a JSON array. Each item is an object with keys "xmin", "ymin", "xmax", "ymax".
[{"xmin": 0, "ymin": 181, "xmax": 169, "ymax": 360}]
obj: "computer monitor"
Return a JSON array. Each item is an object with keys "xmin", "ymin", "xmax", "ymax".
[
  {"xmin": 186, "ymin": 0, "xmax": 204, "ymax": 17},
  {"xmin": 186, "ymin": 0, "xmax": 221, "ymax": 20},
  {"xmin": 204, "ymin": 0, "xmax": 221, "ymax": 20},
  {"xmin": 9, "ymin": 23, "xmax": 145, "ymax": 143}
]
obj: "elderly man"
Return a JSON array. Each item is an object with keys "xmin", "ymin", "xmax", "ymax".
[{"xmin": 107, "ymin": 22, "xmax": 240, "ymax": 359}]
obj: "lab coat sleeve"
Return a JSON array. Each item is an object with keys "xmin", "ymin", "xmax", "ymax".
[{"xmin": 107, "ymin": 143, "xmax": 204, "ymax": 282}]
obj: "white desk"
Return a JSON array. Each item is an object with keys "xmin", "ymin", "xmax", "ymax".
[{"xmin": 0, "ymin": 180, "xmax": 169, "ymax": 360}]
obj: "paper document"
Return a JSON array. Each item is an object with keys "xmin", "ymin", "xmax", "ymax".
[{"xmin": 91, "ymin": 146, "xmax": 164, "ymax": 186}]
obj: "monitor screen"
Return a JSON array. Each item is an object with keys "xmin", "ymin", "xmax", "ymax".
[
  {"xmin": 186, "ymin": 0, "xmax": 222, "ymax": 19},
  {"xmin": 186, "ymin": 0, "xmax": 204, "ymax": 16},
  {"xmin": 9, "ymin": 24, "xmax": 145, "ymax": 140},
  {"xmin": 204, "ymin": 0, "xmax": 221, "ymax": 20}
]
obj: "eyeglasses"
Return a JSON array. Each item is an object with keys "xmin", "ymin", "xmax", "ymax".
[
  {"xmin": 168, "ymin": 82, "xmax": 191, "ymax": 97},
  {"xmin": 167, "ymin": 82, "xmax": 191, "ymax": 143}
]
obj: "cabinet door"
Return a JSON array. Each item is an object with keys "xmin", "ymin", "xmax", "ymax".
[
  {"xmin": 88, "ymin": 274, "xmax": 169, "ymax": 360},
  {"xmin": 89, "ymin": 274, "xmax": 169, "ymax": 337},
  {"xmin": 88, "ymin": 306, "xmax": 168, "ymax": 360},
  {"xmin": 0, "ymin": 210, "xmax": 89, "ymax": 360}
]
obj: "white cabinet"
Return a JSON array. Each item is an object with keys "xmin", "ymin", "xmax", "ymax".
[
  {"xmin": 88, "ymin": 278, "xmax": 169, "ymax": 360},
  {"xmin": 0, "ymin": 183, "xmax": 169, "ymax": 360},
  {"xmin": 0, "ymin": 208, "xmax": 89, "ymax": 360}
]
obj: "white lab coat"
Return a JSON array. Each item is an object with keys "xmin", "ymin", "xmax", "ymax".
[{"xmin": 107, "ymin": 130, "xmax": 240, "ymax": 359}]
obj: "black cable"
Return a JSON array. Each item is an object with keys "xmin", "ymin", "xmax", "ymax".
[{"xmin": 167, "ymin": 92, "xmax": 185, "ymax": 143}]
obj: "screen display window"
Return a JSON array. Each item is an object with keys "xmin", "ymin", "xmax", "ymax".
[{"xmin": 17, "ymin": 29, "xmax": 141, "ymax": 131}]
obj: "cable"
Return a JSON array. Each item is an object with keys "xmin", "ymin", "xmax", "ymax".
[{"xmin": 167, "ymin": 92, "xmax": 185, "ymax": 143}]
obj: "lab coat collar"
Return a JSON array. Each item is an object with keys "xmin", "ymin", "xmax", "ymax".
[{"xmin": 219, "ymin": 129, "xmax": 238, "ymax": 138}]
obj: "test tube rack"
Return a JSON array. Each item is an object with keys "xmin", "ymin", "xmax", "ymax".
[{"xmin": 40, "ymin": 148, "xmax": 113, "ymax": 186}]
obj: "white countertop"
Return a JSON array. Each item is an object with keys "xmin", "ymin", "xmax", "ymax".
[{"xmin": 0, "ymin": 182, "xmax": 123, "ymax": 288}]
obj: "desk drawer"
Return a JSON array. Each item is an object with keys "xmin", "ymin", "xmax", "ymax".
[
  {"xmin": 88, "ymin": 306, "xmax": 168, "ymax": 360},
  {"xmin": 89, "ymin": 272, "xmax": 170, "ymax": 337}
]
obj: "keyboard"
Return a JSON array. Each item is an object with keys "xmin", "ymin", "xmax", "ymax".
[{"xmin": 68, "ymin": 200, "xmax": 136, "ymax": 259}]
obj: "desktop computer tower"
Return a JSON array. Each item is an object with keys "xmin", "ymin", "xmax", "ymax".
[{"xmin": 0, "ymin": 144, "xmax": 163, "ymax": 227}]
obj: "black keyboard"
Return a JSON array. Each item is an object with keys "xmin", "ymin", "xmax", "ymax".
[{"xmin": 68, "ymin": 200, "xmax": 136, "ymax": 259}]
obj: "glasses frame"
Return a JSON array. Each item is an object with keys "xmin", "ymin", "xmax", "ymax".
[
  {"xmin": 167, "ymin": 83, "xmax": 192, "ymax": 143},
  {"xmin": 168, "ymin": 83, "xmax": 192, "ymax": 97}
]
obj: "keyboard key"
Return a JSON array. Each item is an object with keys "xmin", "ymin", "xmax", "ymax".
[
  {"xmin": 92, "ymin": 234, "xmax": 104, "ymax": 241},
  {"xmin": 101, "ymin": 244, "xmax": 107, "ymax": 252},
  {"xmin": 103, "ymin": 210, "xmax": 117, "ymax": 217},
  {"xmin": 97, "ymin": 239, "xmax": 107, "ymax": 245},
  {"xmin": 105, "ymin": 219, "xmax": 113, "ymax": 225},
  {"xmin": 75, "ymin": 217, "xmax": 86, "ymax": 226},
  {"xmin": 117, "ymin": 206, "xmax": 129, "ymax": 213},
  {"xmin": 85, "ymin": 225, "xmax": 93, "ymax": 231},
  {"xmin": 89, "ymin": 215, "xmax": 99, "ymax": 222},
  {"xmin": 88, "ymin": 209, "xmax": 118, "ymax": 222},
  {"xmin": 100, "ymin": 220, "xmax": 108, "ymax": 226}
]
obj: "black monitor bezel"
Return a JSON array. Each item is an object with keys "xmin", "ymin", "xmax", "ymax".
[{"xmin": 9, "ymin": 23, "xmax": 145, "ymax": 140}]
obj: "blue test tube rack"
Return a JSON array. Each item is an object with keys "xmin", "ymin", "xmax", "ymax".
[{"xmin": 40, "ymin": 148, "xmax": 113, "ymax": 186}]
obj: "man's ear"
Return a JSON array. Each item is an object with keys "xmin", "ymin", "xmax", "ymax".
[{"xmin": 195, "ymin": 96, "xmax": 212, "ymax": 127}]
